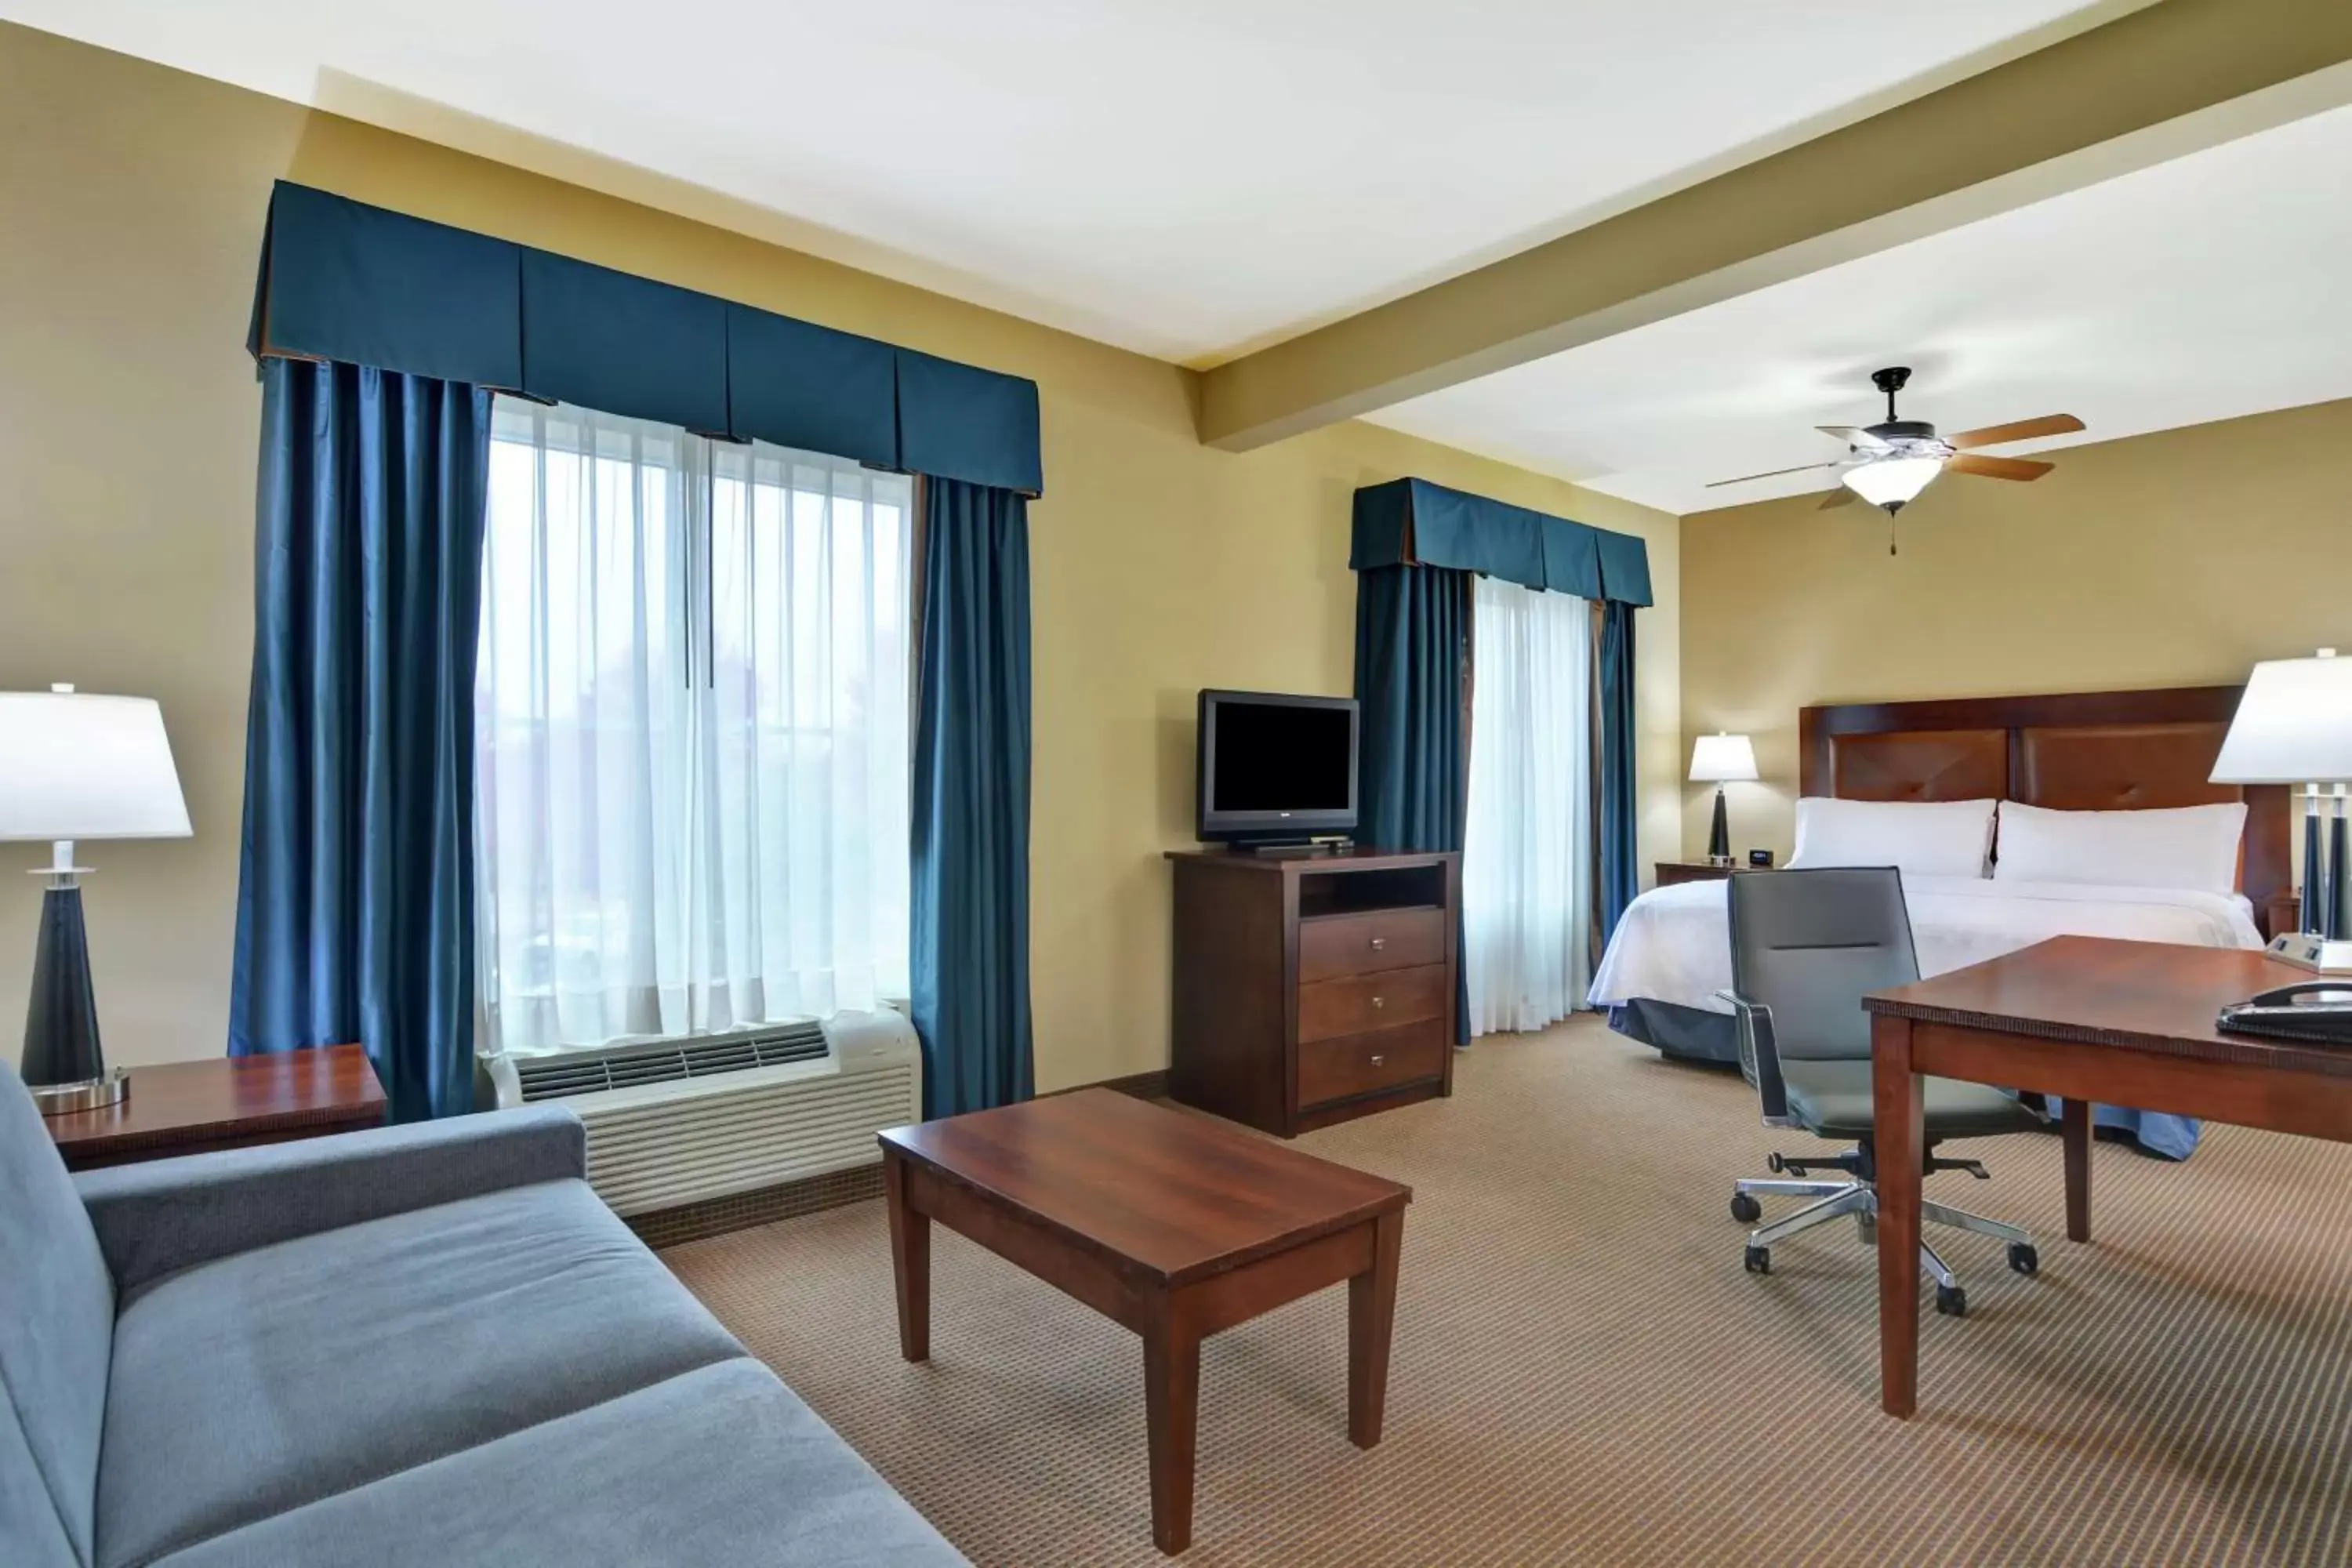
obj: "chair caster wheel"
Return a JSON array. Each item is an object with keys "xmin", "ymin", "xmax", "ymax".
[
  {"xmin": 2008, "ymin": 1243, "xmax": 2038, "ymax": 1276},
  {"xmin": 1730, "ymin": 1192, "xmax": 1762, "ymax": 1224},
  {"xmin": 1766, "ymin": 1152, "xmax": 1787, "ymax": 1174},
  {"xmin": 1936, "ymin": 1283, "xmax": 1967, "ymax": 1318},
  {"xmin": 1744, "ymin": 1245, "xmax": 1771, "ymax": 1276}
]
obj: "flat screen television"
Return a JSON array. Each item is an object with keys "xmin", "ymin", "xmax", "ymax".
[{"xmin": 1196, "ymin": 689, "xmax": 1359, "ymax": 844}]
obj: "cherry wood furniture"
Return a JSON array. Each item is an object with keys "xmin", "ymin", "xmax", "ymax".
[
  {"xmin": 44, "ymin": 1044, "xmax": 386, "ymax": 1171},
  {"xmin": 1655, "ymin": 860, "xmax": 1744, "ymax": 886},
  {"xmin": 878, "ymin": 1088, "xmax": 1410, "ymax": 1555},
  {"xmin": 1864, "ymin": 936, "xmax": 2348, "ymax": 1417},
  {"xmin": 1166, "ymin": 847, "xmax": 1459, "ymax": 1138},
  {"xmin": 1800, "ymin": 684, "xmax": 2296, "ymax": 938}
]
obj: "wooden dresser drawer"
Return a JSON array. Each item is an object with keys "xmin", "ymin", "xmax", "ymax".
[
  {"xmin": 1298, "ymin": 963, "xmax": 1448, "ymax": 1044},
  {"xmin": 1298, "ymin": 1019, "xmax": 1449, "ymax": 1108},
  {"xmin": 1298, "ymin": 906, "xmax": 1448, "ymax": 982}
]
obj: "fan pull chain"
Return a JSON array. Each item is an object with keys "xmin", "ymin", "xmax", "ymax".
[{"xmin": 1889, "ymin": 515, "xmax": 1898, "ymax": 557}]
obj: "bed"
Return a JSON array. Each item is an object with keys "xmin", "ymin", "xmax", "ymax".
[{"xmin": 1592, "ymin": 684, "xmax": 2294, "ymax": 1160}]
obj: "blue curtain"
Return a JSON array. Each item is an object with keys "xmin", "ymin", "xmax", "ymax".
[
  {"xmin": 229, "ymin": 358, "xmax": 489, "ymax": 1122},
  {"xmin": 911, "ymin": 479, "xmax": 1034, "ymax": 1117},
  {"xmin": 1353, "ymin": 564, "xmax": 1472, "ymax": 1042},
  {"xmin": 1597, "ymin": 599, "xmax": 1639, "ymax": 942}
]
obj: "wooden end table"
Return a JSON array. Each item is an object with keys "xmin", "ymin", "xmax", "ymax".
[
  {"xmin": 44, "ymin": 1045, "xmax": 387, "ymax": 1171},
  {"xmin": 879, "ymin": 1087, "xmax": 1410, "ymax": 1555}
]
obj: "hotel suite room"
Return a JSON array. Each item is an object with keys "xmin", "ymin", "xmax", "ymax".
[{"xmin": 2, "ymin": 4, "xmax": 2351, "ymax": 1566}]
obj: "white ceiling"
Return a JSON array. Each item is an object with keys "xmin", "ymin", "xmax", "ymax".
[
  {"xmin": 4, "ymin": 0, "xmax": 2110, "ymax": 365},
  {"xmin": 1370, "ymin": 101, "xmax": 2352, "ymax": 517}
]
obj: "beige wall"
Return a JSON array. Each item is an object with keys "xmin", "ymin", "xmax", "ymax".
[
  {"xmin": 0, "ymin": 24, "xmax": 1679, "ymax": 1083},
  {"xmin": 1679, "ymin": 397, "xmax": 2352, "ymax": 862}
]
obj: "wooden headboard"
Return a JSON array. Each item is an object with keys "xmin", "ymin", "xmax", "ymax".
[{"xmin": 1797, "ymin": 685, "xmax": 2292, "ymax": 935}]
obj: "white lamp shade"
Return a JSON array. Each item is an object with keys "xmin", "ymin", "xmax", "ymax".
[
  {"xmin": 0, "ymin": 691, "xmax": 192, "ymax": 840},
  {"xmin": 2210, "ymin": 652, "xmax": 2352, "ymax": 784},
  {"xmin": 1690, "ymin": 732, "xmax": 1759, "ymax": 783},
  {"xmin": 1841, "ymin": 456, "xmax": 1944, "ymax": 509}
]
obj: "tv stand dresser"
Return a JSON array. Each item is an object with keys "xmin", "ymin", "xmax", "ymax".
[{"xmin": 1166, "ymin": 848, "xmax": 1459, "ymax": 1137}]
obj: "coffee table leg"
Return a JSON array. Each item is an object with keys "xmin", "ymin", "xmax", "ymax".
[
  {"xmin": 2062, "ymin": 1096, "xmax": 2092, "ymax": 1244},
  {"xmin": 1142, "ymin": 1303, "xmax": 1200, "ymax": 1556},
  {"xmin": 883, "ymin": 1149, "xmax": 930, "ymax": 1362},
  {"xmin": 1348, "ymin": 1208, "xmax": 1403, "ymax": 1448}
]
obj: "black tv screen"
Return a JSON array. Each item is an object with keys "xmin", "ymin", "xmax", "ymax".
[{"xmin": 1197, "ymin": 691, "xmax": 1358, "ymax": 840}]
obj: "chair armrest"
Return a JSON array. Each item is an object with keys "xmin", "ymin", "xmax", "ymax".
[
  {"xmin": 74, "ymin": 1105, "xmax": 586, "ymax": 1298},
  {"xmin": 1714, "ymin": 989, "xmax": 1794, "ymax": 1127}
]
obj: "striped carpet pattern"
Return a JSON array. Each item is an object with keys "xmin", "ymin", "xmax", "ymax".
[{"xmin": 662, "ymin": 1017, "xmax": 2352, "ymax": 1565}]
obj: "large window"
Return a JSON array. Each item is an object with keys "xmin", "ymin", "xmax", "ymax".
[
  {"xmin": 1461, "ymin": 576, "xmax": 1594, "ymax": 1036},
  {"xmin": 474, "ymin": 398, "xmax": 912, "ymax": 1057}
]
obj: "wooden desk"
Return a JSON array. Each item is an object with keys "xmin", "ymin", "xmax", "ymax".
[
  {"xmin": 45, "ymin": 1045, "xmax": 386, "ymax": 1171},
  {"xmin": 1864, "ymin": 937, "xmax": 2351, "ymax": 1417},
  {"xmin": 879, "ymin": 1087, "xmax": 1409, "ymax": 1555}
]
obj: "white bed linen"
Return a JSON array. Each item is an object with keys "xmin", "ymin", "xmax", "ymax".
[{"xmin": 1588, "ymin": 875, "xmax": 2263, "ymax": 1015}]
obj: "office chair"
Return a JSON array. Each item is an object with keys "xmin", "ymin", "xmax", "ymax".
[{"xmin": 1719, "ymin": 866, "xmax": 2042, "ymax": 1317}]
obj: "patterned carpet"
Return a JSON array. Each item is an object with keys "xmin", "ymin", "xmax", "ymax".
[{"xmin": 662, "ymin": 1017, "xmax": 2352, "ymax": 1566}]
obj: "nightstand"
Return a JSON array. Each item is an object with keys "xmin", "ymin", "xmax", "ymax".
[
  {"xmin": 1655, "ymin": 860, "xmax": 1751, "ymax": 887},
  {"xmin": 44, "ymin": 1044, "xmax": 385, "ymax": 1171}
]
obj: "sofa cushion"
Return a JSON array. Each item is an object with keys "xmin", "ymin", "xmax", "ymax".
[
  {"xmin": 96, "ymin": 1178, "xmax": 743, "ymax": 1568},
  {"xmin": 151, "ymin": 1359, "xmax": 966, "ymax": 1567},
  {"xmin": 0, "ymin": 1058, "xmax": 113, "ymax": 1567}
]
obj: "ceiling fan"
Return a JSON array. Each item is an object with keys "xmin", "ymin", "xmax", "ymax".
[{"xmin": 1708, "ymin": 367, "xmax": 2083, "ymax": 551}]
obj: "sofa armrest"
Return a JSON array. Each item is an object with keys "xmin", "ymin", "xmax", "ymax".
[{"xmin": 74, "ymin": 1105, "xmax": 586, "ymax": 1298}]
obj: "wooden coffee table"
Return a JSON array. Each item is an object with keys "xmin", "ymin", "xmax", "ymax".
[{"xmin": 878, "ymin": 1087, "xmax": 1410, "ymax": 1555}]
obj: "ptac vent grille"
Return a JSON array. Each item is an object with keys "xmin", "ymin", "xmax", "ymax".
[{"xmin": 511, "ymin": 1020, "xmax": 830, "ymax": 1102}]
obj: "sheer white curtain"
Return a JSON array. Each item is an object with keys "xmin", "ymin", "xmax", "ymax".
[
  {"xmin": 474, "ymin": 398, "xmax": 911, "ymax": 1057},
  {"xmin": 1462, "ymin": 575, "xmax": 1595, "ymax": 1036}
]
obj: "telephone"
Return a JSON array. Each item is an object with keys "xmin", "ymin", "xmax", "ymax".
[{"xmin": 2216, "ymin": 982, "xmax": 2352, "ymax": 1045}]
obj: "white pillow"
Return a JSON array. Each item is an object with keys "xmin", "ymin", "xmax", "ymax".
[
  {"xmin": 1785, "ymin": 797, "xmax": 1997, "ymax": 878},
  {"xmin": 1993, "ymin": 800, "xmax": 2246, "ymax": 894}
]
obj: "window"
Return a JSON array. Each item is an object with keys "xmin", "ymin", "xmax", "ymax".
[
  {"xmin": 474, "ymin": 398, "xmax": 912, "ymax": 1057},
  {"xmin": 1461, "ymin": 576, "xmax": 1594, "ymax": 1036}
]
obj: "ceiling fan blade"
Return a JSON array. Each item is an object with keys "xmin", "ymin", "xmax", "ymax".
[
  {"xmin": 1945, "ymin": 452, "xmax": 2054, "ymax": 481},
  {"xmin": 1705, "ymin": 461, "xmax": 1838, "ymax": 488},
  {"xmin": 1945, "ymin": 414, "xmax": 2085, "ymax": 449},
  {"xmin": 1818, "ymin": 487, "xmax": 1857, "ymax": 510},
  {"xmin": 1818, "ymin": 425, "xmax": 1892, "ymax": 452}
]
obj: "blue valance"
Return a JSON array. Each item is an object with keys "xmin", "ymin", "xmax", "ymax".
[
  {"xmin": 1348, "ymin": 477, "xmax": 1653, "ymax": 607},
  {"xmin": 248, "ymin": 181, "xmax": 1043, "ymax": 494}
]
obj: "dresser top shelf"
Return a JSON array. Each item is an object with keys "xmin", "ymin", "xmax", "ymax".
[
  {"xmin": 1163, "ymin": 847, "xmax": 1457, "ymax": 873},
  {"xmin": 1298, "ymin": 902, "xmax": 1443, "ymax": 923}
]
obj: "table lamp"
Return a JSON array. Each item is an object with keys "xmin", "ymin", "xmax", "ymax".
[
  {"xmin": 0, "ymin": 685, "xmax": 191, "ymax": 1112},
  {"xmin": 1690, "ymin": 733, "xmax": 1758, "ymax": 866},
  {"xmin": 2210, "ymin": 649, "xmax": 2352, "ymax": 974}
]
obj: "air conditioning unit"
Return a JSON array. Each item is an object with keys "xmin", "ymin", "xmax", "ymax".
[{"xmin": 480, "ymin": 1010, "xmax": 922, "ymax": 1217}]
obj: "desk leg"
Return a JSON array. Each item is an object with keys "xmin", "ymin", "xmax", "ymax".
[
  {"xmin": 2062, "ymin": 1097, "xmax": 2092, "ymax": 1244},
  {"xmin": 1142, "ymin": 1299, "xmax": 1201, "ymax": 1556},
  {"xmin": 1348, "ymin": 1208, "xmax": 1404, "ymax": 1448},
  {"xmin": 1873, "ymin": 1014, "xmax": 1923, "ymax": 1419},
  {"xmin": 883, "ymin": 1149, "xmax": 930, "ymax": 1363}
]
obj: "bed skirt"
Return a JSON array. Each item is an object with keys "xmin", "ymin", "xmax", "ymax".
[{"xmin": 1608, "ymin": 1000, "xmax": 1740, "ymax": 1065}]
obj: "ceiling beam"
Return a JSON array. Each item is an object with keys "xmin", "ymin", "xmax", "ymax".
[{"xmin": 1196, "ymin": 0, "xmax": 2352, "ymax": 452}]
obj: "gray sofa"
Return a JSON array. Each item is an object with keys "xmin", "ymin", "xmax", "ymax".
[{"xmin": 0, "ymin": 1058, "xmax": 964, "ymax": 1568}]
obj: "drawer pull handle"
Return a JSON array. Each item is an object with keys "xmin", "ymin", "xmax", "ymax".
[
  {"xmin": 1370, "ymin": 995, "xmax": 1385, "ymax": 1009},
  {"xmin": 1369, "ymin": 936, "xmax": 1387, "ymax": 951},
  {"xmin": 1370, "ymin": 1054, "xmax": 1385, "ymax": 1066}
]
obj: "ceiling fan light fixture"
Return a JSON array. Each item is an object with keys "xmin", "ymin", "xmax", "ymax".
[{"xmin": 1841, "ymin": 455, "xmax": 1944, "ymax": 513}]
